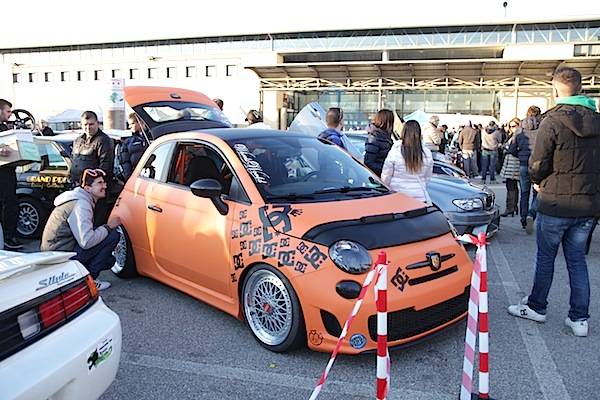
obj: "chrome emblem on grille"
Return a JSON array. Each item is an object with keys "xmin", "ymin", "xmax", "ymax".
[{"xmin": 427, "ymin": 252, "xmax": 442, "ymax": 271}]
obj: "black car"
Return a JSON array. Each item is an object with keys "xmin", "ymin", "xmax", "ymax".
[{"xmin": 15, "ymin": 132, "xmax": 127, "ymax": 238}]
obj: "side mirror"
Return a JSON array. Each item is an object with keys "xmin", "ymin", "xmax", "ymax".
[{"xmin": 190, "ymin": 179, "xmax": 229, "ymax": 215}]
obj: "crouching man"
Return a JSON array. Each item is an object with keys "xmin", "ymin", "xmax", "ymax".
[{"xmin": 41, "ymin": 168, "xmax": 121, "ymax": 290}]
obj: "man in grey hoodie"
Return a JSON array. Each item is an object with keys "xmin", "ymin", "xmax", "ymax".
[{"xmin": 41, "ymin": 168, "xmax": 121, "ymax": 290}]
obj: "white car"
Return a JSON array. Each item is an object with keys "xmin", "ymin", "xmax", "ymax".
[{"xmin": 0, "ymin": 250, "xmax": 122, "ymax": 400}]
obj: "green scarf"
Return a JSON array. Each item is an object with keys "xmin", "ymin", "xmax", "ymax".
[{"xmin": 556, "ymin": 95, "xmax": 598, "ymax": 111}]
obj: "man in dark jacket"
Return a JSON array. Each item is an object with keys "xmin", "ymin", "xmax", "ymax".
[
  {"xmin": 0, "ymin": 99, "xmax": 23, "ymax": 250},
  {"xmin": 117, "ymin": 113, "xmax": 149, "ymax": 182},
  {"xmin": 508, "ymin": 67, "xmax": 600, "ymax": 337},
  {"xmin": 71, "ymin": 111, "xmax": 114, "ymax": 225},
  {"xmin": 318, "ymin": 107, "xmax": 345, "ymax": 149},
  {"xmin": 509, "ymin": 114, "xmax": 540, "ymax": 231}
]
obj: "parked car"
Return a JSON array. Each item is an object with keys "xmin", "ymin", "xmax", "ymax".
[
  {"xmin": 326, "ymin": 125, "xmax": 500, "ymax": 238},
  {"xmin": 0, "ymin": 250, "xmax": 122, "ymax": 399},
  {"xmin": 108, "ymin": 85, "xmax": 473, "ymax": 355},
  {"xmin": 15, "ymin": 132, "xmax": 130, "ymax": 239}
]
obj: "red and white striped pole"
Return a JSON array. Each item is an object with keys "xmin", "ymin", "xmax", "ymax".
[
  {"xmin": 309, "ymin": 251, "xmax": 387, "ymax": 400},
  {"xmin": 458, "ymin": 234, "xmax": 481, "ymax": 400},
  {"xmin": 457, "ymin": 233, "xmax": 494, "ymax": 400},
  {"xmin": 476, "ymin": 232, "xmax": 490, "ymax": 399},
  {"xmin": 375, "ymin": 260, "xmax": 390, "ymax": 400}
]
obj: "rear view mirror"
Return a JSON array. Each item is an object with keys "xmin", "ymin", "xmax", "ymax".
[{"xmin": 190, "ymin": 179, "xmax": 228, "ymax": 215}]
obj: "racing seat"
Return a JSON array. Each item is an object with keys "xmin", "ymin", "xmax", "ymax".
[{"xmin": 183, "ymin": 156, "xmax": 223, "ymax": 187}]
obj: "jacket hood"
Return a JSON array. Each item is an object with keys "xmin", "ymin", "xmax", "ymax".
[
  {"xmin": 54, "ymin": 187, "xmax": 94, "ymax": 207},
  {"xmin": 548, "ymin": 103, "xmax": 600, "ymax": 139}
]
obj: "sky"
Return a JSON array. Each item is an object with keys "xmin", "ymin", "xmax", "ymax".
[{"xmin": 1, "ymin": 0, "xmax": 599, "ymax": 49}]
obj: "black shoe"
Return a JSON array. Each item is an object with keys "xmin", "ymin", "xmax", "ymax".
[
  {"xmin": 4, "ymin": 237, "xmax": 24, "ymax": 250},
  {"xmin": 501, "ymin": 210, "xmax": 515, "ymax": 217}
]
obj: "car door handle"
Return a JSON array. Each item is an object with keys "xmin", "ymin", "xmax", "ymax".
[{"xmin": 147, "ymin": 204, "xmax": 163, "ymax": 213}]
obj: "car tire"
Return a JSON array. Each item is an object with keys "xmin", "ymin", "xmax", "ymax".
[
  {"xmin": 242, "ymin": 265, "xmax": 305, "ymax": 352},
  {"xmin": 111, "ymin": 226, "xmax": 137, "ymax": 278},
  {"xmin": 17, "ymin": 197, "xmax": 47, "ymax": 239}
]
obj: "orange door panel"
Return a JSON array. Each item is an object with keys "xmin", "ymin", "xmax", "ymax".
[{"xmin": 145, "ymin": 182, "xmax": 235, "ymax": 300}]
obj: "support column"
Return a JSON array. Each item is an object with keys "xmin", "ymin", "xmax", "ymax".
[
  {"xmin": 514, "ymin": 77, "xmax": 520, "ymax": 118},
  {"xmin": 262, "ymin": 90, "xmax": 284, "ymax": 129}
]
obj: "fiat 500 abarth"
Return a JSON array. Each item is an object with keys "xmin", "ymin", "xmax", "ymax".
[{"xmin": 111, "ymin": 130, "xmax": 472, "ymax": 354}]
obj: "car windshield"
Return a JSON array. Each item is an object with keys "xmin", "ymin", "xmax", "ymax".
[
  {"xmin": 227, "ymin": 135, "xmax": 389, "ymax": 203},
  {"xmin": 142, "ymin": 102, "xmax": 229, "ymax": 125}
]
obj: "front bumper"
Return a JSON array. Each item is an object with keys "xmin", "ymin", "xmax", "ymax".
[
  {"xmin": 293, "ymin": 233, "xmax": 472, "ymax": 354},
  {"xmin": 0, "ymin": 298, "xmax": 122, "ymax": 400},
  {"xmin": 447, "ymin": 206, "xmax": 500, "ymax": 238}
]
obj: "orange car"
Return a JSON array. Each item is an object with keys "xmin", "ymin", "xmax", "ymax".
[{"xmin": 111, "ymin": 87, "xmax": 473, "ymax": 354}]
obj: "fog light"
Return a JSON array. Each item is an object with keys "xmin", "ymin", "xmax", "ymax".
[{"xmin": 336, "ymin": 280, "xmax": 362, "ymax": 299}]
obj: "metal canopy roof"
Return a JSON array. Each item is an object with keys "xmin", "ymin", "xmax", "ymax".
[{"xmin": 248, "ymin": 58, "xmax": 600, "ymax": 90}]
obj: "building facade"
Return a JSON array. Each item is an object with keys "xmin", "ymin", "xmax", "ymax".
[{"xmin": 1, "ymin": 19, "xmax": 599, "ymax": 129}]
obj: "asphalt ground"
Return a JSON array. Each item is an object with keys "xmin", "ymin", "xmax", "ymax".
[{"xmin": 22, "ymin": 183, "xmax": 600, "ymax": 399}]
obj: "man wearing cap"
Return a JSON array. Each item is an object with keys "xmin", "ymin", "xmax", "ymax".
[
  {"xmin": 41, "ymin": 168, "xmax": 121, "ymax": 291},
  {"xmin": 245, "ymin": 110, "xmax": 272, "ymax": 129}
]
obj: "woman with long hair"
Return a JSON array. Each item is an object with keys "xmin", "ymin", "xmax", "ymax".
[
  {"xmin": 364, "ymin": 109, "xmax": 394, "ymax": 176},
  {"xmin": 381, "ymin": 120, "xmax": 433, "ymax": 203},
  {"xmin": 500, "ymin": 117, "xmax": 521, "ymax": 217}
]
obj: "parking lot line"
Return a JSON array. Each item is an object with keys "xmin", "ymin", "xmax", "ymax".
[
  {"xmin": 488, "ymin": 241, "xmax": 571, "ymax": 400},
  {"xmin": 121, "ymin": 352, "xmax": 454, "ymax": 400}
]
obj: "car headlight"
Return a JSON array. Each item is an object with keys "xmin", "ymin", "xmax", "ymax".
[
  {"xmin": 328, "ymin": 240, "xmax": 372, "ymax": 274},
  {"xmin": 452, "ymin": 198, "xmax": 484, "ymax": 211}
]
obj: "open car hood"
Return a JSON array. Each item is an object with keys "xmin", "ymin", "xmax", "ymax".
[{"xmin": 124, "ymin": 86, "xmax": 231, "ymax": 139}]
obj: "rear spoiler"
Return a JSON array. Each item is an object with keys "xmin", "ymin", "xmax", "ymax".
[{"xmin": 0, "ymin": 251, "xmax": 77, "ymax": 281}]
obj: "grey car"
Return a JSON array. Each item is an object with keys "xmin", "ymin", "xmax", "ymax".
[{"xmin": 344, "ymin": 131, "xmax": 500, "ymax": 237}]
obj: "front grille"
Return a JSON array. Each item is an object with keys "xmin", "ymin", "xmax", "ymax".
[{"xmin": 368, "ymin": 287, "xmax": 469, "ymax": 342}]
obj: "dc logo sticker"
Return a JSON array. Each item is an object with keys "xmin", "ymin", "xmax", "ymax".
[{"xmin": 349, "ymin": 334, "xmax": 367, "ymax": 349}]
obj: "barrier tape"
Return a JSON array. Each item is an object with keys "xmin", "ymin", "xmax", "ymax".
[
  {"xmin": 457, "ymin": 233, "xmax": 493, "ymax": 400},
  {"xmin": 309, "ymin": 251, "xmax": 387, "ymax": 400}
]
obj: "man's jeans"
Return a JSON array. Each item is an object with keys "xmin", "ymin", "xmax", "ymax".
[
  {"xmin": 480, "ymin": 150, "xmax": 497, "ymax": 181},
  {"xmin": 519, "ymin": 165, "xmax": 537, "ymax": 223},
  {"xmin": 462, "ymin": 150, "xmax": 478, "ymax": 177},
  {"xmin": 528, "ymin": 213, "xmax": 594, "ymax": 321},
  {"xmin": 73, "ymin": 229, "xmax": 120, "ymax": 279}
]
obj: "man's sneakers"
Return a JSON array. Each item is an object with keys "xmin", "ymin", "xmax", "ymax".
[
  {"xmin": 507, "ymin": 296, "xmax": 547, "ymax": 322},
  {"xmin": 525, "ymin": 215, "xmax": 534, "ymax": 235},
  {"xmin": 4, "ymin": 237, "xmax": 24, "ymax": 250},
  {"xmin": 565, "ymin": 318, "xmax": 588, "ymax": 337},
  {"xmin": 95, "ymin": 280, "xmax": 111, "ymax": 291}
]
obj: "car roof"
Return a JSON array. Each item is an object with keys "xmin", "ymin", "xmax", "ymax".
[{"xmin": 124, "ymin": 86, "xmax": 217, "ymax": 108}]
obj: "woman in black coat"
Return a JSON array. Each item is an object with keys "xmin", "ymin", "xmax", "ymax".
[{"xmin": 364, "ymin": 109, "xmax": 394, "ymax": 177}]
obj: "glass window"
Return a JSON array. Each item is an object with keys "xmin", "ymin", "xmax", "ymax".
[
  {"xmin": 470, "ymin": 92, "xmax": 494, "ymax": 115},
  {"xmin": 166, "ymin": 67, "xmax": 176, "ymax": 78},
  {"xmin": 142, "ymin": 102, "xmax": 230, "ymax": 126},
  {"xmin": 13, "ymin": 73, "xmax": 21, "ymax": 83},
  {"xmin": 129, "ymin": 68, "xmax": 139, "ymax": 80},
  {"xmin": 167, "ymin": 143, "xmax": 240, "ymax": 200},
  {"xmin": 448, "ymin": 91, "xmax": 471, "ymax": 114},
  {"xmin": 425, "ymin": 92, "xmax": 447, "ymax": 113},
  {"xmin": 226, "ymin": 64, "xmax": 236, "ymax": 76},
  {"xmin": 44, "ymin": 72, "xmax": 52, "ymax": 82},
  {"xmin": 94, "ymin": 70, "xmax": 103, "ymax": 81},
  {"xmin": 148, "ymin": 68, "xmax": 157, "ymax": 79},
  {"xmin": 403, "ymin": 91, "xmax": 425, "ymax": 114},
  {"xmin": 39, "ymin": 142, "xmax": 68, "ymax": 171},
  {"xmin": 61, "ymin": 71, "xmax": 69, "ymax": 82},
  {"xmin": 28, "ymin": 73, "xmax": 36, "ymax": 83},
  {"xmin": 77, "ymin": 71, "xmax": 85, "ymax": 81},
  {"xmin": 227, "ymin": 136, "xmax": 388, "ymax": 203},
  {"xmin": 112, "ymin": 69, "xmax": 121, "ymax": 78},
  {"xmin": 205, "ymin": 65, "xmax": 216, "ymax": 77},
  {"xmin": 140, "ymin": 143, "xmax": 174, "ymax": 182},
  {"xmin": 186, "ymin": 66, "xmax": 196, "ymax": 78}
]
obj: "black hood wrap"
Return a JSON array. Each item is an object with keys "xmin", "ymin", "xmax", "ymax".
[{"xmin": 302, "ymin": 207, "xmax": 451, "ymax": 250}]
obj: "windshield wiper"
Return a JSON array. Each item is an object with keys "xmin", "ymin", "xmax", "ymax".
[
  {"xmin": 268, "ymin": 193, "xmax": 316, "ymax": 201},
  {"xmin": 312, "ymin": 186, "xmax": 388, "ymax": 195}
]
